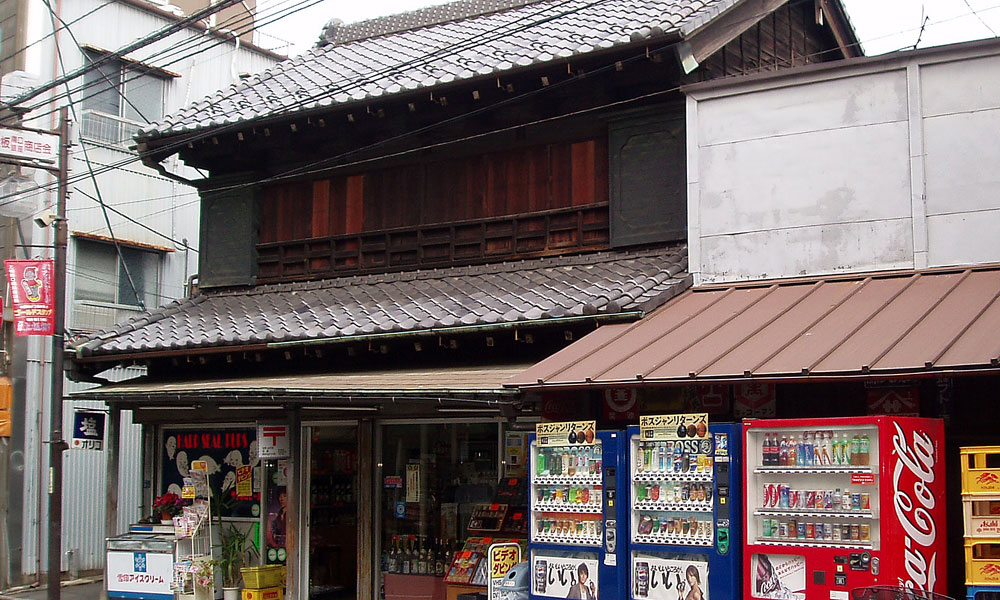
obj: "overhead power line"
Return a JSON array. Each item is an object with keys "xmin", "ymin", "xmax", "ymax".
[{"xmin": 0, "ymin": 0, "xmax": 244, "ymax": 112}]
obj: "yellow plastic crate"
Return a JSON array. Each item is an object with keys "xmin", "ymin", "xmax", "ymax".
[
  {"xmin": 964, "ymin": 494, "xmax": 1000, "ymax": 538},
  {"xmin": 965, "ymin": 538, "xmax": 1000, "ymax": 585},
  {"xmin": 240, "ymin": 565, "xmax": 285, "ymax": 589},
  {"xmin": 241, "ymin": 587, "xmax": 283, "ymax": 600},
  {"xmin": 962, "ymin": 446, "xmax": 1000, "ymax": 494}
]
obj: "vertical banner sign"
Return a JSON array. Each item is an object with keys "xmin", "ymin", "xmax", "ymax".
[
  {"xmin": 405, "ymin": 464, "xmax": 421, "ymax": 503},
  {"xmin": 5, "ymin": 259, "xmax": 55, "ymax": 336},
  {"xmin": 256, "ymin": 424, "xmax": 289, "ymax": 459},
  {"xmin": 487, "ymin": 542, "xmax": 521, "ymax": 600},
  {"xmin": 71, "ymin": 409, "xmax": 105, "ymax": 450},
  {"xmin": 236, "ymin": 465, "xmax": 253, "ymax": 500}
]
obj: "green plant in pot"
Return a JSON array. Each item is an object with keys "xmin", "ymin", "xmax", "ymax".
[{"xmin": 217, "ymin": 522, "xmax": 256, "ymax": 595}]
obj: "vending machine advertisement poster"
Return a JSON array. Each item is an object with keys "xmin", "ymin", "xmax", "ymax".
[
  {"xmin": 631, "ymin": 555, "xmax": 708, "ymax": 600},
  {"xmin": 749, "ymin": 554, "xmax": 805, "ymax": 600},
  {"xmin": 532, "ymin": 555, "xmax": 599, "ymax": 599}
]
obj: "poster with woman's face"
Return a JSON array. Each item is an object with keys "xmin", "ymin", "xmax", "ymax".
[
  {"xmin": 750, "ymin": 554, "xmax": 805, "ymax": 599},
  {"xmin": 161, "ymin": 429, "xmax": 259, "ymax": 518},
  {"xmin": 631, "ymin": 554, "xmax": 708, "ymax": 600},
  {"xmin": 530, "ymin": 554, "xmax": 599, "ymax": 599}
]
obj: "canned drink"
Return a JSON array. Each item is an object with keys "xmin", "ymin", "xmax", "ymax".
[
  {"xmin": 779, "ymin": 522, "xmax": 789, "ymax": 539},
  {"xmin": 763, "ymin": 518, "xmax": 773, "ymax": 538},
  {"xmin": 842, "ymin": 524, "xmax": 851, "ymax": 540},
  {"xmin": 861, "ymin": 493, "xmax": 871, "ymax": 510},
  {"xmin": 650, "ymin": 484, "xmax": 660, "ymax": 502},
  {"xmin": 797, "ymin": 522, "xmax": 806, "ymax": 539},
  {"xmin": 824, "ymin": 490, "xmax": 835, "ymax": 510},
  {"xmin": 768, "ymin": 484, "xmax": 778, "ymax": 507},
  {"xmin": 832, "ymin": 523, "xmax": 841, "ymax": 541},
  {"xmin": 779, "ymin": 485, "xmax": 790, "ymax": 509},
  {"xmin": 851, "ymin": 493, "xmax": 862, "ymax": 511},
  {"xmin": 824, "ymin": 523, "xmax": 833, "ymax": 540},
  {"xmin": 805, "ymin": 523, "xmax": 814, "ymax": 539},
  {"xmin": 806, "ymin": 490, "xmax": 816, "ymax": 509},
  {"xmin": 763, "ymin": 483, "xmax": 771, "ymax": 507},
  {"xmin": 682, "ymin": 482, "xmax": 690, "ymax": 501},
  {"xmin": 861, "ymin": 524, "xmax": 871, "ymax": 541},
  {"xmin": 850, "ymin": 524, "xmax": 860, "ymax": 541}
]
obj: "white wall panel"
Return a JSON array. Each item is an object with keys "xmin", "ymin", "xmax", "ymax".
[
  {"xmin": 927, "ymin": 209, "xmax": 1000, "ymax": 267},
  {"xmin": 920, "ymin": 54, "xmax": 1000, "ymax": 117},
  {"xmin": 923, "ymin": 109, "xmax": 1000, "ymax": 216},
  {"xmin": 696, "ymin": 70, "xmax": 908, "ymax": 146},
  {"xmin": 698, "ymin": 121, "xmax": 911, "ymax": 237},
  {"xmin": 699, "ymin": 219, "xmax": 914, "ymax": 283}
]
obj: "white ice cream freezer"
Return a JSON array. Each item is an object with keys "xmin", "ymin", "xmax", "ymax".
[{"xmin": 106, "ymin": 531, "xmax": 175, "ymax": 600}]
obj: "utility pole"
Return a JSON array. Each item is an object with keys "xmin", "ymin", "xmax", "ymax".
[{"xmin": 46, "ymin": 106, "xmax": 69, "ymax": 600}]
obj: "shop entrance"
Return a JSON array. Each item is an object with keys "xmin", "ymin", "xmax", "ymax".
[{"xmin": 308, "ymin": 425, "xmax": 359, "ymax": 600}]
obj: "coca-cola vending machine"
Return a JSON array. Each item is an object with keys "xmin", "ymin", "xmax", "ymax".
[{"xmin": 742, "ymin": 416, "xmax": 945, "ymax": 600}]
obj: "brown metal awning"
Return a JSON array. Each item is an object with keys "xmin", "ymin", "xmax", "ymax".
[{"xmin": 509, "ymin": 266, "xmax": 1000, "ymax": 389}]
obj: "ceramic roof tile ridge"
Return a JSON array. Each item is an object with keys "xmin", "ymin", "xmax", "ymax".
[{"xmin": 137, "ymin": 0, "xmax": 732, "ymax": 140}]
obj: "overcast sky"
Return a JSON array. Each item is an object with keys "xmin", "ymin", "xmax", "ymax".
[{"xmin": 256, "ymin": 0, "xmax": 1000, "ymax": 57}]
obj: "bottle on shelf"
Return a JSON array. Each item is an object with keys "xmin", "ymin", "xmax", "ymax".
[
  {"xmin": 788, "ymin": 436, "xmax": 798, "ymax": 466},
  {"xmin": 779, "ymin": 435, "xmax": 788, "ymax": 466},
  {"xmin": 859, "ymin": 433, "xmax": 870, "ymax": 466},
  {"xmin": 850, "ymin": 434, "xmax": 860, "ymax": 465},
  {"xmin": 537, "ymin": 448, "xmax": 547, "ymax": 476}
]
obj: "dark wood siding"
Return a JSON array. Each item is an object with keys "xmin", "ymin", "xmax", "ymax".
[
  {"xmin": 256, "ymin": 137, "xmax": 610, "ymax": 281},
  {"xmin": 199, "ymin": 184, "xmax": 259, "ymax": 289}
]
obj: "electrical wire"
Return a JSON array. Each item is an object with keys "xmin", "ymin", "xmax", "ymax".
[
  {"xmin": 0, "ymin": 0, "xmax": 247, "ymax": 112},
  {"xmin": 73, "ymin": 187, "xmax": 197, "ymax": 251},
  {"xmin": 44, "ymin": 0, "xmax": 147, "ymax": 311},
  {"xmin": 961, "ymin": 0, "xmax": 999, "ymax": 36}
]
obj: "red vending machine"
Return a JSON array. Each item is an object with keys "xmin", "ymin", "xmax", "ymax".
[{"xmin": 742, "ymin": 416, "xmax": 946, "ymax": 600}]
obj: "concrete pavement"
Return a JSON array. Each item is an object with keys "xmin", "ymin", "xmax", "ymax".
[{"xmin": 0, "ymin": 578, "xmax": 104, "ymax": 600}]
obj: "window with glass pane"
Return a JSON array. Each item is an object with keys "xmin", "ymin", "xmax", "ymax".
[
  {"xmin": 380, "ymin": 423, "xmax": 499, "ymax": 577},
  {"xmin": 74, "ymin": 238, "xmax": 160, "ymax": 307},
  {"xmin": 81, "ymin": 50, "xmax": 165, "ymax": 144}
]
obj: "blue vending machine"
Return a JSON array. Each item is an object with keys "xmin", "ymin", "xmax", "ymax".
[
  {"xmin": 529, "ymin": 421, "xmax": 627, "ymax": 600},
  {"xmin": 627, "ymin": 416, "xmax": 742, "ymax": 600}
]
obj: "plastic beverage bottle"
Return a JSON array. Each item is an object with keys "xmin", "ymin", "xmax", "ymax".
[
  {"xmin": 658, "ymin": 443, "xmax": 665, "ymax": 471},
  {"xmin": 537, "ymin": 448, "xmax": 547, "ymax": 476},
  {"xmin": 788, "ymin": 436, "xmax": 798, "ymax": 466},
  {"xmin": 568, "ymin": 449, "xmax": 577, "ymax": 475},
  {"xmin": 850, "ymin": 434, "xmax": 860, "ymax": 466},
  {"xmin": 821, "ymin": 431, "xmax": 833, "ymax": 466},
  {"xmin": 803, "ymin": 432, "xmax": 813, "ymax": 466},
  {"xmin": 859, "ymin": 433, "xmax": 870, "ymax": 466},
  {"xmin": 779, "ymin": 436, "xmax": 789, "ymax": 466}
]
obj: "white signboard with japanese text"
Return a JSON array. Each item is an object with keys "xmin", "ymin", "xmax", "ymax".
[
  {"xmin": 106, "ymin": 551, "xmax": 173, "ymax": 600},
  {"xmin": 256, "ymin": 423, "xmax": 289, "ymax": 458},
  {"xmin": 0, "ymin": 126, "xmax": 58, "ymax": 164}
]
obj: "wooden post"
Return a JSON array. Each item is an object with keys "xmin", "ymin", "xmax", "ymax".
[
  {"xmin": 357, "ymin": 420, "xmax": 374, "ymax": 600},
  {"xmin": 104, "ymin": 406, "xmax": 121, "ymax": 540},
  {"xmin": 285, "ymin": 407, "xmax": 301, "ymax": 600}
]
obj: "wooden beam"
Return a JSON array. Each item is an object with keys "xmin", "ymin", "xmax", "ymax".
[
  {"xmin": 820, "ymin": 0, "xmax": 863, "ymax": 58},
  {"xmin": 686, "ymin": 0, "xmax": 790, "ymax": 65}
]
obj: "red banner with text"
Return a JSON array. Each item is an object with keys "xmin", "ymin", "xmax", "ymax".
[{"xmin": 5, "ymin": 259, "xmax": 55, "ymax": 336}]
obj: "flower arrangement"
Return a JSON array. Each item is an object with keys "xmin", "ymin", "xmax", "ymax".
[
  {"xmin": 192, "ymin": 559, "xmax": 217, "ymax": 589},
  {"xmin": 152, "ymin": 492, "xmax": 187, "ymax": 518}
]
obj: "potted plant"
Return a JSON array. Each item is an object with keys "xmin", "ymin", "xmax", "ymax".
[
  {"xmin": 192, "ymin": 558, "xmax": 216, "ymax": 600},
  {"xmin": 152, "ymin": 492, "xmax": 186, "ymax": 524},
  {"xmin": 217, "ymin": 522, "xmax": 255, "ymax": 600}
]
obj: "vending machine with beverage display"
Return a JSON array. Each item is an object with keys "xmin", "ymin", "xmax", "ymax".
[
  {"xmin": 627, "ymin": 414, "xmax": 742, "ymax": 600},
  {"xmin": 529, "ymin": 421, "xmax": 627, "ymax": 600},
  {"xmin": 743, "ymin": 416, "xmax": 946, "ymax": 600}
]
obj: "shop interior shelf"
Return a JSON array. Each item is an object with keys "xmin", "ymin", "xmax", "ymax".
[
  {"xmin": 532, "ymin": 504, "xmax": 603, "ymax": 514},
  {"xmin": 753, "ymin": 466, "xmax": 875, "ymax": 475},
  {"xmin": 633, "ymin": 471, "xmax": 712, "ymax": 483},
  {"xmin": 633, "ymin": 533, "xmax": 713, "ymax": 547},
  {"xmin": 534, "ymin": 475, "xmax": 602, "ymax": 486},
  {"xmin": 531, "ymin": 533, "xmax": 601, "ymax": 547},
  {"xmin": 634, "ymin": 501, "xmax": 713, "ymax": 513},
  {"xmin": 754, "ymin": 538, "xmax": 873, "ymax": 549},
  {"xmin": 754, "ymin": 509, "xmax": 875, "ymax": 519}
]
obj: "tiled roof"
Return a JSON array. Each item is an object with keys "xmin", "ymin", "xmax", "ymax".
[
  {"xmin": 71, "ymin": 245, "xmax": 690, "ymax": 357},
  {"xmin": 138, "ymin": 0, "xmax": 736, "ymax": 140}
]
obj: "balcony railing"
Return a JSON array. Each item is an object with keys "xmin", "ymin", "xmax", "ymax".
[
  {"xmin": 256, "ymin": 202, "xmax": 610, "ymax": 282},
  {"xmin": 80, "ymin": 110, "xmax": 142, "ymax": 149}
]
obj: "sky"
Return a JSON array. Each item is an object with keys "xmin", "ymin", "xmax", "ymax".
[{"xmin": 256, "ymin": 0, "xmax": 1000, "ymax": 57}]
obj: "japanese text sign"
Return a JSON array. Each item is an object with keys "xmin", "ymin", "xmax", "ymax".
[
  {"xmin": 256, "ymin": 423, "xmax": 289, "ymax": 458},
  {"xmin": 5, "ymin": 260, "xmax": 55, "ymax": 336},
  {"xmin": 639, "ymin": 413, "xmax": 709, "ymax": 441},
  {"xmin": 0, "ymin": 126, "xmax": 59, "ymax": 164},
  {"xmin": 71, "ymin": 409, "xmax": 105, "ymax": 450},
  {"xmin": 536, "ymin": 420, "xmax": 596, "ymax": 447},
  {"xmin": 487, "ymin": 542, "xmax": 521, "ymax": 600}
]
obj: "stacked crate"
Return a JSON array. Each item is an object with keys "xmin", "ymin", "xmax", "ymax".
[
  {"xmin": 240, "ymin": 565, "xmax": 285, "ymax": 600},
  {"xmin": 962, "ymin": 446, "xmax": 1000, "ymax": 600}
]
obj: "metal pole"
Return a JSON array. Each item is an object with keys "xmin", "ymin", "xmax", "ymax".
[{"xmin": 46, "ymin": 106, "xmax": 69, "ymax": 600}]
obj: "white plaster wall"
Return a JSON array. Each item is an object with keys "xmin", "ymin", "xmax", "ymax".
[{"xmin": 688, "ymin": 42, "xmax": 1000, "ymax": 285}]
